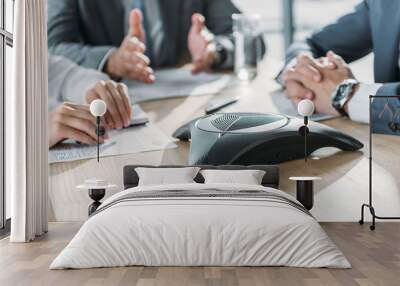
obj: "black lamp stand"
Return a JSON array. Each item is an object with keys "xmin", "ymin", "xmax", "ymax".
[
  {"xmin": 298, "ymin": 116, "xmax": 310, "ymax": 162},
  {"xmin": 359, "ymin": 95, "xmax": 400, "ymax": 231},
  {"xmin": 289, "ymin": 115, "xmax": 317, "ymax": 211},
  {"xmin": 95, "ymin": 117, "xmax": 105, "ymax": 162}
]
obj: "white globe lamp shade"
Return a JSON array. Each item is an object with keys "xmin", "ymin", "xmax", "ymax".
[
  {"xmin": 90, "ymin": 99, "xmax": 107, "ymax": 117},
  {"xmin": 298, "ymin": 99, "xmax": 315, "ymax": 117}
]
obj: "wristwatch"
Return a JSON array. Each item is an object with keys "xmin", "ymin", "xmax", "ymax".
[
  {"xmin": 210, "ymin": 41, "xmax": 226, "ymax": 69},
  {"xmin": 331, "ymin": 79, "xmax": 359, "ymax": 116}
]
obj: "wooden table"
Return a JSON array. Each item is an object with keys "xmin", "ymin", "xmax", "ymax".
[{"xmin": 49, "ymin": 57, "xmax": 400, "ymax": 222}]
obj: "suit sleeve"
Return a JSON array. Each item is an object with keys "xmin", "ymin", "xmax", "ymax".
[
  {"xmin": 48, "ymin": 56, "xmax": 109, "ymax": 110},
  {"xmin": 371, "ymin": 84, "xmax": 400, "ymax": 134},
  {"xmin": 47, "ymin": 0, "xmax": 115, "ymax": 70},
  {"xmin": 204, "ymin": 0, "xmax": 266, "ymax": 70},
  {"xmin": 286, "ymin": 0, "xmax": 373, "ymax": 64}
]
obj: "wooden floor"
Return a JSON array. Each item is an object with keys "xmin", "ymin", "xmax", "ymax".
[{"xmin": 0, "ymin": 222, "xmax": 399, "ymax": 286}]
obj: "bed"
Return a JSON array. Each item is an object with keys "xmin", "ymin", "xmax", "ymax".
[{"xmin": 50, "ymin": 165, "xmax": 350, "ymax": 269}]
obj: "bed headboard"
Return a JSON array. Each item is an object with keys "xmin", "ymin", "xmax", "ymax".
[{"xmin": 123, "ymin": 165, "xmax": 280, "ymax": 190}]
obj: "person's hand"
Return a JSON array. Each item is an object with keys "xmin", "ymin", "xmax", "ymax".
[
  {"xmin": 85, "ymin": 80, "xmax": 132, "ymax": 130},
  {"xmin": 283, "ymin": 80, "xmax": 313, "ymax": 105},
  {"xmin": 188, "ymin": 13, "xmax": 218, "ymax": 74},
  {"xmin": 49, "ymin": 103, "xmax": 109, "ymax": 148},
  {"xmin": 105, "ymin": 9, "xmax": 155, "ymax": 83},
  {"xmin": 287, "ymin": 51, "xmax": 356, "ymax": 115},
  {"xmin": 282, "ymin": 53, "xmax": 332, "ymax": 104}
]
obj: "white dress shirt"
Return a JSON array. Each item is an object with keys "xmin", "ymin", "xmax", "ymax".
[
  {"xmin": 348, "ymin": 41, "xmax": 400, "ymax": 123},
  {"xmin": 347, "ymin": 83, "xmax": 382, "ymax": 123}
]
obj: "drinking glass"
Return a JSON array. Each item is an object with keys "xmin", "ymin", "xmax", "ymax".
[{"xmin": 233, "ymin": 14, "xmax": 265, "ymax": 81}]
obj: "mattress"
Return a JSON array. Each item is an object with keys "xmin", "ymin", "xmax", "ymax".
[{"xmin": 50, "ymin": 183, "xmax": 350, "ymax": 269}]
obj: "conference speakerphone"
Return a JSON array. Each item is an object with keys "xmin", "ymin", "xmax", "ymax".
[{"xmin": 173, "ymin": 113, "xmax": 363, "ymax": 165}]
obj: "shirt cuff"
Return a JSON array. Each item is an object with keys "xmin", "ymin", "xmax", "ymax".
[
  {"xmin": 348, "ymin": 83, "xmax": 382, "ymax": 123},
  {"xmin": 98, "ymin": 48, "xmax": 117, "ymax": 71}
]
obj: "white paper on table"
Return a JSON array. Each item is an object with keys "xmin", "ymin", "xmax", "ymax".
[
  {"xmin": 124, "ymin": 68, "xmax": 236, "ymax": 103},
  {"xmin": 49, "ymin": 123, "xmax": 177, "ymax": 164},
  {"xmin": 130, "ymin": 104, "xmax": 149, "ymax": 126}
]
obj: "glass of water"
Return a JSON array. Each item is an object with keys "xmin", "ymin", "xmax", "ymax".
[{"xmin": 233, "ymin": 14, "xmax": 265, "ymax": 81}]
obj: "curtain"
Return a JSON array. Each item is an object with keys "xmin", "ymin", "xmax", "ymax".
[{"xmin": 8, "ymin": 0, "xmax": 49, "ymax": 242}]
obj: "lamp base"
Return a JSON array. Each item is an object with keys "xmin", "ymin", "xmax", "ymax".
[
  {"xmin": 88, "ymin": 189, "xmax": 106, "ymax": 216},
  {"xmin": 296, "ymin": 181, "xmax": 314, "ymax": 211},
  {"xmin": 76, "ymin": 179, "xmax": 118, "ymax": 217},
  {"xmin": 289, "ymin": 177, "xmax": 321, "ymax": 211}
]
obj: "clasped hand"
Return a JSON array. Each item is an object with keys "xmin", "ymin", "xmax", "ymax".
[{"xmin": 282, "ymin": 51, "xmax": 356, "ymax": 115}]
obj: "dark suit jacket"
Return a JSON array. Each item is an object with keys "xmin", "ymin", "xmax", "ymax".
[
  {"xmin": 48, "ymin": 0, "xmax": 241, "ymax": 70},
  {"xmin": 285, "ymin": 0, "xmax": 400, "ymax": 134}
]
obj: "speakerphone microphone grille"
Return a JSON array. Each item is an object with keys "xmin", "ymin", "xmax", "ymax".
[
  {"xmin": 211, "ymin": 114, "xmax": 240, "ymax": 131},
  {"xmin": 229, "ymin": 116, "xmax": 281, "ymax": 131}
]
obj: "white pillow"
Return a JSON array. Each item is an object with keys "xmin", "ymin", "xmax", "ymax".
[
  {"xmin": 200, "ymin": 169, "xmax": 266, "ymax": 185},
  {"xmin": 135, "ymin": 167, "xmax": 201, "ymax": 186}
]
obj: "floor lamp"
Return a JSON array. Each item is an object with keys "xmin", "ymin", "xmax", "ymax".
[
  {"xmin": 359, "ymin": 95, "xmax": 400, "ymax": 230},
  {"xmin": 289, "ymin": 99, "xmax": 320, "ymax": 211},
  {"xmin": 77, "ymin": 100, "xmax": 117, "ymax": 216}
]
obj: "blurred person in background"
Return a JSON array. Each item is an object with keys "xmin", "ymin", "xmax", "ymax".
[{"xmin": 47, "ymin": 0, "xmax": 244, "ymax": 82}]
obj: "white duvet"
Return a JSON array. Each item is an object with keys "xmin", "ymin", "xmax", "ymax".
[{"xmin": 50, "ymin": 183, "xmax": 350, "ymax": 269}]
